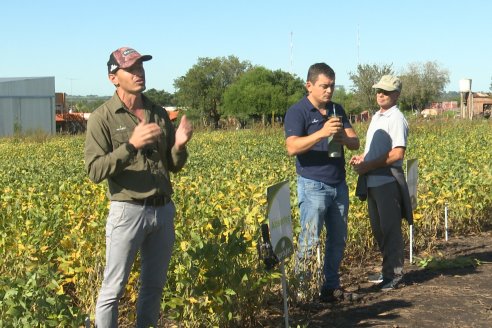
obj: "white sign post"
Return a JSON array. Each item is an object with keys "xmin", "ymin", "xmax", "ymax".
[
  {"xmin": 445, "ymin": 203, "xmax": 449, "ymax": 241},
  {"xmin": 406, "ymin": 159, "xmax": 418, "ymax": 264},
  {"xmin": 267, "ymin": 181, "xmax": 293, "ymax": 328}
]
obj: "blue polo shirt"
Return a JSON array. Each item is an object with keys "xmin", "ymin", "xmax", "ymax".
[{"xmin": 284, "ymin": 96, "xmax": 352, "ymax": 185}]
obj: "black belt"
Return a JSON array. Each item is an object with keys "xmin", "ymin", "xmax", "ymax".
[{"xmin": 126, "ymin": 194, "xmax": 170, "ymax": 207}]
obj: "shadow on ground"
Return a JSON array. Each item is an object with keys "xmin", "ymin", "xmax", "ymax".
[{"xmin": 305, "ymin": 299, "xmax": 413, "ymax": 327}]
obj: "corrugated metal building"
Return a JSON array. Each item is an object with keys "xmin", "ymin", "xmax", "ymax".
[{"xmin": 0, "ymin": 77, "xmax": 56, "ymax": 136}]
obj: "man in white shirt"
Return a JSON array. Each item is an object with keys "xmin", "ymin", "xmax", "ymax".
[{"xmin": 350, "ymin": 75, "xmax": 410, "ymax": 291}]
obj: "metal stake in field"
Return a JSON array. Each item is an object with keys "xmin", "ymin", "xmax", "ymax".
[
  {"xmin": 316, "ymin": 245, "xmax": 322, "ymax": 288},
  {"xmin": 445, "ymin": 203, "xmax": 449, "ymax": 241},
  {"xmin": 409, "ymin": 225, "xmax": 413, "ymax": 265},
  {"xmin": 266, "ymin": 181, "xmax": 294, "ymax": 328}
]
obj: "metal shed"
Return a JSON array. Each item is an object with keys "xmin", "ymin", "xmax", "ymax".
[{"xmin": 0, "ymin": 77, "xmax": 56, "ymax": 136}]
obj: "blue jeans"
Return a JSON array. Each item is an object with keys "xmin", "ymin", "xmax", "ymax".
[
  {"xmin": 296, "ymin": 175, "xmax": 348, "ymax": 290},
  {"xmin": 95, "ymin": 201, "xmax": 175, "ymax": 328}
]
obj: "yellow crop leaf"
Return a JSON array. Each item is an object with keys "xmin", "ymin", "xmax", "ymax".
[
  {"xmin": 188, "ymin": 297, "xmax": 198, "ymax": 304},
  {"xmin": 60, "ymin": 238, "xmax": 72, "ymax": 249},
  {"xmin": 180, "ymin": 241, "xmax": 188, "ymax": 251},
  {"xmin": 56, "ymin": 285, "xmax": 65, "ymax": 295},
  {"xmin": 243, "ymin": 231, "xmax": 252, "ymax": 241},
  {"xmin": 252, "ymin": 193, "xmax": 263, "ymax": 199}
]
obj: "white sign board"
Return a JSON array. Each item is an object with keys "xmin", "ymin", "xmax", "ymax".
[
  {"xmin": 406, "ymin": 159, "xmax": 418, "ymax": 210},
  {"xmin": 267, "ymin": 181, "xmax": 293, "ymax": 261}
]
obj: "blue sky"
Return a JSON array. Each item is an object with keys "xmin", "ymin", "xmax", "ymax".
[{"xmin": 3, "ymin": 0, "xmax": 491, "ymax": 96}]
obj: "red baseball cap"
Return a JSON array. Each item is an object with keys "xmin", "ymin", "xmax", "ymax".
[{"xmin": 107, "ymin": 47, "xmax": 152, "ymax": 74}]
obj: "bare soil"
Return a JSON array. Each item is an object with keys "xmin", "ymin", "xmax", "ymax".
[{"xmin": 260, "ymin": 231, "xmax": 492, "ymax": 328}]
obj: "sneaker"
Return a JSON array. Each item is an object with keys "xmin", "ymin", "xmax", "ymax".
[
  {"xmin": 368, "ymin": 272, "xmax": 384, "ymax": 283},
  {"xmin": 319, "ymin": 287, "xmax": 359, "ymax": 303},
  {"xmin": 378, "ymin": 276, "xmax": 402, "ymax": 291}
]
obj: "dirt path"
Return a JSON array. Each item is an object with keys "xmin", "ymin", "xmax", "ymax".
[{"xmin": 262, "ymin": 231, "xmax": 492, "ymax": 327}]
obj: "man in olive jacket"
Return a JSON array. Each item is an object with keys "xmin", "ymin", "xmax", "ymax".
[{"xmin": 85, "ymin": 46, "xmax": 193, "ymax": 328}]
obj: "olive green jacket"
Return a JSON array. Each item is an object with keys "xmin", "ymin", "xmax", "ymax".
[{"xmin": 84, "ymin": 92, "xmax": 188, "ymax": 201}]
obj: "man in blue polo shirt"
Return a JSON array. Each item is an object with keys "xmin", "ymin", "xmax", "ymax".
[{"xmin": 284, "ymin": 63, "xmax": 360, "ymax": 302}]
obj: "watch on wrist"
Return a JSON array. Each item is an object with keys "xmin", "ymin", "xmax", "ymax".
[{"xmin": 126, "ymin": 142, "xmax": 138, "ymax": 156}]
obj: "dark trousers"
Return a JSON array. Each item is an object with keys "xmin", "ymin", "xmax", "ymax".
[{"xmin": 367, "ymin": 181, "xmax": 404, "ymax": 279}]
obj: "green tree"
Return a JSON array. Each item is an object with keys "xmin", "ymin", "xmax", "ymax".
[
  {"xmin": 439, "ymin": 91, "xmax": 460, "ymax": 102},
  {"xmin": 144, "ymin": 88, "xmax": 175, "ymax": 106},
  {"xmin": 174, "ymin": 56, "xmax": 251, "ymax": 128},
  {"xmin": 221, "ymin": 67, "xmax": 305, "ymax": 126},
  {"xmin": 349, "ymin": 63, "xmax": 394, "ymax": 113},
  {"xmin": 399, "ymin": 61, "xmax": 450, "ymax": 112},
  {"xmin": 332, "ymin": 86, "xmax": 359, "ymax": 115},
  {"xmin": 73, "ymin": 99, "xmax": 106, "ymax": 113}
]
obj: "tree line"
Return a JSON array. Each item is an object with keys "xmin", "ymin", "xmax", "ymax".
[
  {"xmin": 172, "ymin": 57, "xmax": 452, "ymax": 128},
  {"xmin": 74, "ymin": 57, "xmax": 456, "ymax": 128}
]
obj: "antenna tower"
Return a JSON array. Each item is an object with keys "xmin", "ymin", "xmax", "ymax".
[
  {"xmin": 357, "ymin": 25, "xmax": 360, "ymax": 65},
  {"xmin": 290, "ymin": 31, "xmax": 293, "ymax": 74}
]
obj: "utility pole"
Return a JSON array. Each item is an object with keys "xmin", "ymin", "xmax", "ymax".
[
  {"xmin": 67, "ymin": 78, "xmax": 78, "ymax": 112},
  {"xmin": 290, "ymin": 31, "xmax": 293, "ymax": 74},
  {"xmin": 357, "ymin": 24, "xmax": 360, "ymax": 65}
]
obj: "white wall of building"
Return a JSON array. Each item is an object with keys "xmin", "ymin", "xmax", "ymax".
[{"xmin": 0, "ymin": 77, "xmax": 55, "ymax": 136}]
